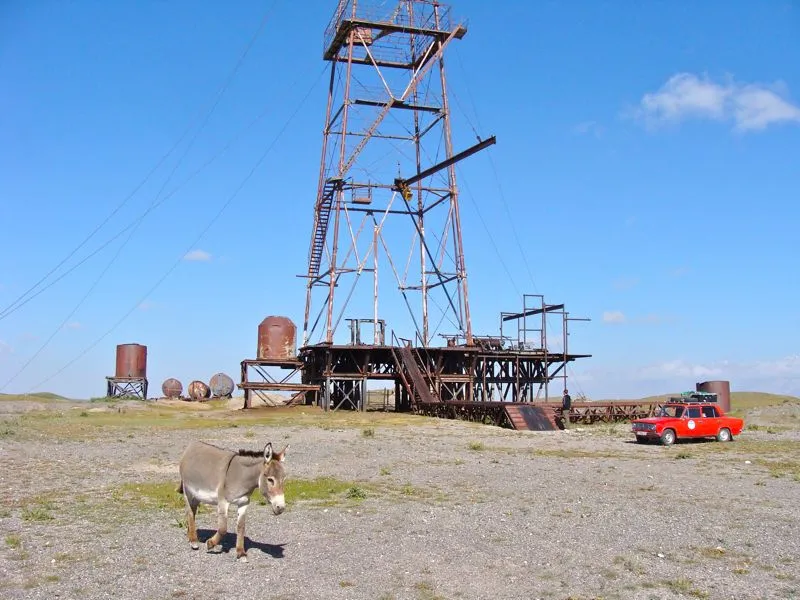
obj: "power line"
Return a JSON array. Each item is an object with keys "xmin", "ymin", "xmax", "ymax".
[
  {"xmin": 0, "ymin": 1, "xmax": 280, "ymax": 324},
  {"xmin": 0, "ymin": 0, "xmax": 278, "ymax": 320},
  {"xmin": 452, "ymin": 46, "xmax": 540, "ymax": 293},
  {"xmin": 456, "ymin": 166, "xmax": 522, "ymax": 299},
  {"xmin": 0, "ymin": 74, "xmax": 303, "ymax": 323},
  {"xmin": 2, "ymin": 1, "xmax": 282, "ymax": 391},
  {"xmin": 27, "ymin": 64, "xmax": 328, "ymax": 393}
]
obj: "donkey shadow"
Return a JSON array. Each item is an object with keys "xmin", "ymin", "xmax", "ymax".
[{"xmin": 197, "ymin": 528, "xmax": 285, "ymax": 558}]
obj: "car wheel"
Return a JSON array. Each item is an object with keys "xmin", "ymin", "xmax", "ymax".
[
  {"xmin": 716, "ymin": 428, "xmax": 732, "ymax": 442},
  {"xmin": 661, "ymin": 429, "xmax": 676, "ymax": 446}
]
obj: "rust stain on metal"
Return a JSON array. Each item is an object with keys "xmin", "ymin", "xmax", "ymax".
[
  {"xmin": 697, "ymin": 380, "xmax": 731, "ymax": 412},
  {"xmin": 161, "ymin": 378, "xmax": 183, "ymax": 398},
  {"xmin": 257, "ymin": 316, "xmax": 297, "ymax": 361},
  {"xmin": 115, "ymin": 343, "xmax": 147, "ymax": 378},
  {"xmin": 209, "ymin": 372, "xmax": 235, "ymax": 398},
  {"xmin": 187, "ymin": 380, "xmax": 210, "ymax": 401}
]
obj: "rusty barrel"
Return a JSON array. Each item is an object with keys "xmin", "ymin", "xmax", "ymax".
[
  {"xmin": 187, "ymin": 380, "xmax": 210, "ymax": 401},
  {"xmin": 161, "ymin": 378, "xmax": 183, "ymax": 398},
  {"xmin": 697, "ymin": 380, "xmax": 731, "ymax": 412},
  {"xmin": 115, "ymin": 344, "xmax": 147, "ymax": 378},
  {"xmin": 257, "ymin": 316, "xmax": 297, "ymax": 360},
  {"xmin": 209, "ymin": 372, "xmax": 234, "ymax": 398}
]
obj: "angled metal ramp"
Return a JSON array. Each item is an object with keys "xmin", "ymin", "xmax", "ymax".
[
  {"xmin": 394, "ymin": 345, "xmax": 438, "ymax": 405},
  {"xmin": 505, "ymin": 404, "xmax": 559, "ymax": 431}
]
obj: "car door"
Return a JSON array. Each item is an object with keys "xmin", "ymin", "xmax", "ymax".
[
  {"xmin": 684, "ymin": 406, "xmax": 702, "ymax": 437},
  {"xmin": 698, "ymin": 404, "xmax": 719, "ymax": 437}
]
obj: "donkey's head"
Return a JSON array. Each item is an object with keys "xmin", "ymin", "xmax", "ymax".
[{"xmin": 259, "ymin": 442, "xmax": 288, "ymax": 515}]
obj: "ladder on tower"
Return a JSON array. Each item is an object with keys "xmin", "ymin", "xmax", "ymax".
[{"xmin": 308, "ymin": 177, "xmax": 342, "ymax": 279}]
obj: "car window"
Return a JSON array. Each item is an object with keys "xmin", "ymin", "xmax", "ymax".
[
  {"xmin": 655, "ymin": 405, "xmax": 684, "ymax": 417},
  {"xmin": 687, "ymin": 407, "xmax": 701, "ymax": 418},
  {"xmin": 701, "ymin": 406, "xmax": 717, "ymax": 417}
]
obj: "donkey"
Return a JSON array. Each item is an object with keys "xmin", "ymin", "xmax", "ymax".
[{"xmin": 177, "ymin": 440, "xmax": 288, "ymax": 561}]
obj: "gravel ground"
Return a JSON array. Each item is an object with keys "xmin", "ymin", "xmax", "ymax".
[{"xmin": 1, "ymin": 402, "xmax": 799, "ymax": 600}]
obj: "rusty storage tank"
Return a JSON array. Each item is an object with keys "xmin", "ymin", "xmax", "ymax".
[
  {"xmin": 209, "ymin": 372, "xmax": 234, "ymax": 398},
  {"xmin": 187, "ymin": 380, "xmax": 211, "ymax": 401},
  {"xmin": 161, "ymin": 378, "xmax": 183, "ymax": 399},
  {"xmin": 115, "ymin": 343, "xmax": 147, "ymax": 378},
  {"xmin": 697, "ymin": 380, "xmax": 731, "ymax": 412},
  {"xmin": 257, "ymin": 316, "xmax": 297, "ymax": 360}
]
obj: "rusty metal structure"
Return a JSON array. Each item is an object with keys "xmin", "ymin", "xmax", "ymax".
[
  {"xmin": 237, "ymin": 0, "xmax": 592, "ymax": 428},
  {"xmin": 697, "ymin": 380, "xmax": 731, "ymax": 412},
  {"xmin": 257, "ymin": 316, "xmax": 297, "ymax": 360},
  {"xmin": 106, "ymin": 343, "xmax": 148, "ymax": 399},
  {"xmin": 162, "ymin": 378, "xmax": 183, "ymax": 398},
  {"xmin": 303, "ymin": 0, "xmax": 490, "ymax": 348},
  {"xmin": 188, "ymin": 380, "xmax": 211, "ymax": 401},
  {"xmin": 209, "ymin": 372, "xmax": 235, "ymax": 398},
  {"xmin": 239, "ymin": 316, "xmax": 318, "ymax": 408}
]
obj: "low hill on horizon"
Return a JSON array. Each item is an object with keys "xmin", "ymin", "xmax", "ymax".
[{"xmin": 0, "ymin": 391, "xmax": 71, "ymax": 402}]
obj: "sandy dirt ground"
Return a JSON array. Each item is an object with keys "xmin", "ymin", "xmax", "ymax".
[{"xmin": 1, "ymin": 398, "xmax": 799, "ymax": 599}]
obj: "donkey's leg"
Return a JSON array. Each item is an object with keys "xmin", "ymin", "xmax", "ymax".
[
  {"xmin": 235, "ymin": 503, "xmax": 250, "ymax": 561},
  {"xmin": 183, "ymin": 492, "xmax": 200, "ymax": 550},
  {"xmin": 206, "ymin": 499, "xmax": 229, "ymax": 551}
]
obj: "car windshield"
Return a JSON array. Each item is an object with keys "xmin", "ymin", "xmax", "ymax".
[{"xmin": 655, "ymin": 405, "xmax": 684, "ymax": 418}]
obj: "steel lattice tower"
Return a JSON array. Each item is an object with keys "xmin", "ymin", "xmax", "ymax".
[{"xmin": 302, "ymin": 0, "xmax": 493, "ymax": 348}]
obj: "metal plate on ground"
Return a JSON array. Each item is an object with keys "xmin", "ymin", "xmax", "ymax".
[{"xmin": 516, "ymin": 405, "xmax": 558, "ymax": 431}]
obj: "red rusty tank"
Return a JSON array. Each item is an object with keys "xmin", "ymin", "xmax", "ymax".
[
  {"xmin": 187, "ymin": 380, "xmax": 211, "ymax": 401},
  {"xmin": 697, "ymin": 380, "xmax": 731, "ymax": 412},
  {"xmin": 115, "ymin": 344, "xmax": 147, "ymax": 378},
  {"xmin": 209, "ymin": 372, "xmax": 235, "ymax": 398},
  {"xmin": 257, "ymin": 316, "xmax": 297, "ymax": 360},
  {"xmin": 161, "ymin": 378, "xmax": 183, "ymax": 399}
]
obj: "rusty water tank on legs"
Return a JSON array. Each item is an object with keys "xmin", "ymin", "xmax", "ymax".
[
  {"xmin": 162, "ymin": 378, "xmax": 183, "ymax": 398},
  {"xmin": 188, "ymin": 380, "xmax": 211, "ymax": 401},
  {"xmin": 697, "ymin": 380, "xmax": 731, "ymax": 412},
  {"xmin": 209, "ymin": 373, "xmax": 234, "ymax": 398},
  {"xmin": 115, "ymin": 344, "xmax": 147, "ymax": 378},
  {"xmin": 257, "ymin": 316, "xmax": 297, "ymax": 360}
]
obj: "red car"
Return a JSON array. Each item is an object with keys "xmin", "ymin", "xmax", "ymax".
[{"xmin": 631, "ymin": 401, "xmax": 744, "ymax": 446}]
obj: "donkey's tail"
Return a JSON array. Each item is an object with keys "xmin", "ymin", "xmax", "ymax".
[{"xmin": 176, "ymin": 481, "xmax": 184, "ymax": 494}]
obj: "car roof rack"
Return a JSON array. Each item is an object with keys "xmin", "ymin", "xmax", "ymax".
[{"xmin": 666, "ymin": 391, "xmax": 719, "ymax": 404}]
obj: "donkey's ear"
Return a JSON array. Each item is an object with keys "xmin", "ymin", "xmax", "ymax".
[
  {"xmin": 274, "ymin": 444, "xmax": 289, "ymax": 462},
  {"xmin": 263, "ymin": 442, "xmax": 273, "ymax": 461}
]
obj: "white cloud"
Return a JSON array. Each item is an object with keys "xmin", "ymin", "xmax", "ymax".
[
  {"xmin": 633, "ymin": 73, "xmax": 800, "ymax": 132},
  {"xmin": 573, "ymin": 120, "xmax": 605, "ymax": 138},
  {"xmin": 63, "ymin": 321, "xmax": 82, "ymax": 330},
  {"xmin": 572, "ymin": 355, "xmax": 800, "ymax": 399},
  {"xmin": 635, "ymin": 314, "xmax": 669, "ymax": 324},
  {"xmin": 636, "ymin": 359, "xmax": 724, "ymax": 381},
  {"xmin": 669, "ymin": 266, "xmax": 691, "ymax": 278},
  {"xmin": 602, "ymin": 310, "xmax": 626, "ymax": 323},
  {"xmin": 183, "ymin": 249, "xmax": 212, "ymax": 262},
  {"xmin": 0, "ymin": 340, "xmax": 12, "ymax": 356},
  {"xmin": 612, "ymin": 277, "xmax": 639, "ymax": 291},
  {"xmin": 602, "ymin": 310, "xmax": 674, "ymax": 325},
  {"xmin": 138, "ymin": 300, "xmax": 157, "ymax": 311},
  {"xmin": 634, "ymin": 356, "xmax": 800, "ymax": 387}
]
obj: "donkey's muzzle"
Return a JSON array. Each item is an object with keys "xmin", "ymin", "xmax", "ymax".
[{"xmin": 270, "ymin": 493, "xmax": 286, "ymax": 515}]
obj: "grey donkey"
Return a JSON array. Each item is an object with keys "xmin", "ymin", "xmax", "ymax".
[{"xmin": 177, "ymin": 440, "xmax": 288, "ymax": 561}]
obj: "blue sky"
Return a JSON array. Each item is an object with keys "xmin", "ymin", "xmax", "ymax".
[{"xmin": 1, "ymin": 0, "xmax": 798, "ymax": 400}]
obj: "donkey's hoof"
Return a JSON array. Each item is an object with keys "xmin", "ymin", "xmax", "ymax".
[
  {"xmin": 237, "ymin": 554, "xmax": 248, "ymax": 563},
  {"xmin": 190, "ymin": 542, "xmax": 199, "ymax": 550}
]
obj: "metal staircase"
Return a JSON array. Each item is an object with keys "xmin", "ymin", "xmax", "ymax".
[
  {"xmin": 391, "ymin": 340, "xmax": 438, "ymax": 406},
  {"xmin": 308, "ymin": 177, "xmax": 342, "ymax": 279}
]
